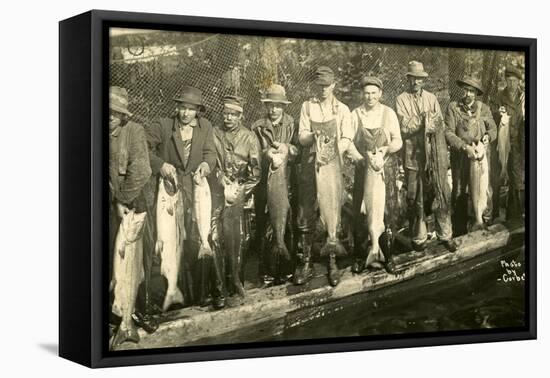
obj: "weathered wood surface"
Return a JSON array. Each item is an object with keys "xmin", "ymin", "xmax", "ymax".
[{"xmin": 115, "ymin": 223, "xmax": 523, "ymax": 350}]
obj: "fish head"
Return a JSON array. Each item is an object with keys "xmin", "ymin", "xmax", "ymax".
[
  {"xmin": 472, "ymin": 141, "xmax": 486, "ymax": 160},
  {"xmin": 122, "ymin": 210, "xmax": 147, "ymax": 242},
  {"xmin": 367, "ymin": 148, "xmax": 385, "ymax": 172},
  {"xmin": 162, "ymin": 175, "xmax": 178, "ymax": 196}
]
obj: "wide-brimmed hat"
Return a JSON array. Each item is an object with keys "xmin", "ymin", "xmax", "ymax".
[
  {"xmin": 110, "ymin": 86, "xmax": 132, "ymax": 116},
  {"xmin": 313, "ymin": 66, "xmax": 335, "ymax": 85},
  {"xmin": 456, "ymin": 76, "xmax": 484, "ymax": 95},
  {"xmin": 406, "ymin": 61, "xmax": 429, "ymax": 78},
  {"xmin": 173, "ymin": 86, "xmax": 205, "ymax": 111},
  {"xmin": 505, "ymin": 65, "xmax": 523, "ymax": 80},
  {"xmin": 223, "ymin": 95, "xmax": 244, "ymax": 113},
  {"xmin": 361, "ymin": 75, "xmax": 383, "ymax": 90},
  {"xmin": 260, "ymin": 84, "xmax": 291, "ymax": 104}
]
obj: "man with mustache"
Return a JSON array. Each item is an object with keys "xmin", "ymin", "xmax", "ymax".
[
  {"xmin": 210, "ymin": 95, "xmax": 261, "ymax": 300},
  {"xmin": 147, "ymin": 86, "xmax": 217, "ymax": 307},
  {"xmin": 396, "ymin": 61, "xmax": 457, "ymax": 253},
  {"xmin": 445, "ymin": 77, "xmax": 497, "ymax": 235},
  {"xmin": 295, "ymin": 66, "xmax": 354, "ymax": 287},
  {"xmin": 251, "ymin": 84, "xmax": 298, "ymax": 286}
]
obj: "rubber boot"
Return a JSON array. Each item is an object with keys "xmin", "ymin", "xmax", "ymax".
[
  {"xmin": 327, "ymin": 253, "xmax": 340, "ymax": 287},
  {"xmin": 352, "ymin": 216, "xmax": 367, "ymax": 274},
  {"xmin": 293, "ymin": 233, "xmax": 314, "ymax": 285},
  {"xmin": 197, "ymin": 257, "xmax": 213, "ymax": 307},
  {"xmin": 380, "ymin": 227, "xmax": 396, "ymax": 274},
  {"xmin": 211, "ymin": 251, "xmax": 226, "ymax": 310}
]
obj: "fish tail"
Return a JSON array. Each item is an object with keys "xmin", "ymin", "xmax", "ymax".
[
  {"xmin": 320, "ymin": 239, "xmax": 347, "ymax": 257},
  {"xmin": 162, "ymin": 287, "xmax": 184, "ymax": 312},
  {"xmin": 198, "ymin": 242, "xmax": 214, "ymax": 259},
  {"xmin": 366, "ymin": 243, "xmax": 385, "ymax": 268},
  {"xmin": 112, "ymin": 322, "xmax": 140, "ymax": 347}
]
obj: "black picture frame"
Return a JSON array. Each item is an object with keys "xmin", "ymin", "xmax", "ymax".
[{"xmin": 59, "ymin": 9, "xmax": 537, "ymax": 368}]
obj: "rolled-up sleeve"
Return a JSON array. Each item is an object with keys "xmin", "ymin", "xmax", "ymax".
[
  {"xmin": 339, "ymin": 104, "xmax": 354, "ymax": 141},
  {"xmin": 298, "ymin": 102, "xmax": 312, "ymax": 146},
  {"xmin": 387, "ymin": 108, "xmax": 403, "ymax": 153}
]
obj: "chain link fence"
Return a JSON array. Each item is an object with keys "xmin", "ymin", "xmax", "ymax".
[{"xmin": 110, "ymin": 29, "xmax": 524, "ymax": 128}]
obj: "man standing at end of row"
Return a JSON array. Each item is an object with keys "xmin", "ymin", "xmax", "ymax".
[{"xmin": 396, "ymin": 61, "xmax": 457, "ymax": 253}]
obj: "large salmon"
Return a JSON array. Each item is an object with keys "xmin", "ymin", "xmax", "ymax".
[
  {"xmin": 155, "ymin": 176, "xmax": 185, "ymax": 311},
  {"xmin": 362, "ymin": 148, "xmax": 386, "ymax": 268},
  {"xmin": 266, "ymin": 144, "xmax": 291, "ymax": 264},
  {"xmin": 111, "ymin": 210, "xmax": 147, "ymax": 346},
  {"xmin": 314, "ymin": 131, "xmax": 346, "ymax": 257},
  {"xmin": 497, "ymin": 109, "xmax": 511, "ymax": 181},
  {"xmin": 193, "ymin": 174, "xmax": 213, "ymax": 259},
  {"xmin": 469, "ymin": 141, "xmax": 489, "ymax": 231}
]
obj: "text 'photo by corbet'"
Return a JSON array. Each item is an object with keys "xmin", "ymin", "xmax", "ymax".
[{"xmin": 108, "ymin": 28, "xmax": 526, "ymax": 351}]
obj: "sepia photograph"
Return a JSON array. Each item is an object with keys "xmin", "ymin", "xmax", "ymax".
[{"xmin": 106, "ymin": 25, "xmax": 528, "ymax": 352}]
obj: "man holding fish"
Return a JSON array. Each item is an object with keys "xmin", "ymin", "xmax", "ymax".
[
  {"xmin": 346, "ymin": 76, "xmax": 403, "ymax": 274},
  {"xmin": 251, "ymin": 84, "xmax": 298, "ymax": 287},
  {"xmin": 146, "ymin": 86, "xmax": 218, "ymax": 308},
  {"xmin": 445, "ymin": 77, "xmax": 497, "ymax": 235},
  {"xmin": 108, "ymin": 86, "xmax": 153, "ymax": 346},
  {"xmin": 396, "ymin": 61, "xmax": 457, "ymax": 253},
  {"xmin": 211, "ymin": 95, "xmax": 262, "ymax": 299},
  {"xmin": 295, "ymin": 66, "xmax": 354, "ymax": 287},
  {"xmin": 491, "ymin": 65, "xmax": 525, "ymax": 221}
]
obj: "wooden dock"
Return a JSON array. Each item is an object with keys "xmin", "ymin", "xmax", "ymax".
[{"xmin": 114, "ymin": 222, "xmax": 524, "ymax": 350}]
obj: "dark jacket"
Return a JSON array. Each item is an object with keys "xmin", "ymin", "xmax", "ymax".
[
  {"xmin": 213, "ymin": 124, "xmax": 262, "ymax": 198},
  {"xmin": 146, "ymin": 116, "xmax": 217, "ymax": 177},
  {"xmin": 109, "ymin": 121, "xmax": 152, "ymax": 207},
  {"xmin": 251, "ymin": 113, "xmax": 298, "ymax": 177},
  {"xmin": 445, "ymin": 100, "xmax": 497, "ymax": 150}
]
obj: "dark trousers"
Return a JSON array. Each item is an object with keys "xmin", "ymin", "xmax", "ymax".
[{"xmin": 295, "ymin": 149, "xmax": 318, "ymax": 235}]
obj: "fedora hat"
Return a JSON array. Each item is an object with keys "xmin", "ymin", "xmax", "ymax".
[
  {"xmin": 260, "ymin": 84, "xmax": 291, "ymax": 104},
  {"xmin": 173, "ymin": 86, "xmax": 205, "ymax": 111},
  {"xmin": 456, "ymin": 76, "xmax": 484, "ymax": 95},
  {"xmin": 110, "ymin": 86, "xmax": 132, "ymax": 116},
  {"xmin": 406, "ymin": 61, "xmax": 429, "ymax": 78},
  {"xmin": 313, "ymin": 66, "xmax": 335, "ymax": 85}
]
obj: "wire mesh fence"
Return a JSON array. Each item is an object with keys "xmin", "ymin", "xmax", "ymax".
[
  {"xmin": 109, "ymin": 28, "xmax": 525, "ymax": 234},
  {"xmin": 109, "ymin": 29, "xmax": 525, "ymax": 129}
]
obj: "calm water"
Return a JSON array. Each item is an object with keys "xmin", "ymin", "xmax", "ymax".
[{"xmin": 269, "ymin": 247, "xmax": 526, "ymax": 342}]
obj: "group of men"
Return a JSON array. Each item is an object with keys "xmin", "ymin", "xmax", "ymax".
[{"xmin": 109, "ymin": 60, "xmax": 525, "ymax": 332}]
